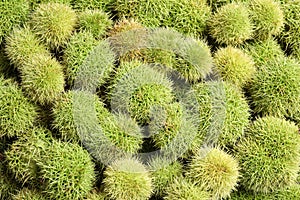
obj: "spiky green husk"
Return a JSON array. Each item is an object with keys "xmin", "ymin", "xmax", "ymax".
[
  {"xmin": 63, "ymin": 31, "xmax": 99, "ymax": 86},
  {"xmin": 30, "ymin": 3, "xmax": 77, "ymax": 49},
  {"xmin": 20, "ymin": 54, "xmax": 65, "ymax": 105},
  {"xmin": 78, "ymin": 9, "xmax": 112, "ymax": 39},
  {"xmin": 110, "ymin": 21, "xmax": 213, "ymax": 82},
  {"xmin": 12, "ymin": 188, "xmax": 46, "ymax": 200},
  {"xmin": 291, "ymin": 45, "xmax": 300, "ymax": 60},
  {"xmin": 103, "ymin": 157, "xmax": 153, "ymax": 200},
  {"xmin": 5, "ymin": 127, "xmax": 52, "ymax": 185},
  {"xmin": 52, "ymin": 91, "xmax": 143, "ymax": 152},
  {"xmin": 150, "ymin": 102, "xmax": 183, "ymax": 148},
  {"xmin": 186, "ymin": 147, "xmax": 239, "ymax": 199},
  {"xmin": 171, "ymin": 38, "xmax": 213, "ymax": 82},
  {"xmin": 86, "ymin": 190, "xmax": 107, "ymax": 200},
  {"xmin": 248, "ymin": 0, "xmax": 284, "ymax": 40},
  {"xmin": 248, "ymin": 57, "xmax": 300, "ymax": 118},
  {"xmin": 164, "ymin": 176, "xmax": 210, "ymax": 200},
  {"xmin": 280, "ymin": 0, "xmax": 300, "ymax": 49},
  {"xmin": 236, "ymin": 116, "xmax": 300, "ymax": 193},
  {"xmin": 114, "ymin": 0, "xmax": 211, "ymax": 37},
  {"xmin": 213, "ymin": 46, "xmax": 255, "ymax": 88},
  {"xmin": 71, "ymin": 0, "xmax": 114, "ymax": 12},
  {"xmin": 98, "ymin": 112, "xmax": 144, "ymax": 154},
  {"xmin": 0, "ymin": 77, "xmax": 37, "ymax": 137},
  {"xmin": 193, "ymin": 81, "xmax": 250, "ymax": 149},
  {"xmin": 243, "ymin": 38, "xmax": 284, "ymax": 66},
  {"xmin": 231, "ymin": 185, "xmax": 300, "ymax": 200},
  {"xmin": 38, "ymin": 140, "xmax": 95, "ymax": 200},
  {"xmin": 5, "ymin": 27, "xmax": 49, "ymax": 69},
  {"xmin": 110, "ymin": 61, "xmax": 174, "ymax": 124},
  {"xmin": 30, "ymin": 0, "xmax": 71, "ymax": 10},
  {"xmin": 0, "ymin": 0, "xmax": 29, "ymax": 44},
  {"xmin": 129, "ymin": 84, "xmax": 174, "ymax": 124},
  {"xmin": 207, "ymin": 0, "xmax": 231, "ymax": 10},
  {"xmin": 149, "ymin": 158, "xmax": 183, "ymax": 196},
  {"xmin": 208, "ymin": 2, "xmax": 253, "ymax": 45}
]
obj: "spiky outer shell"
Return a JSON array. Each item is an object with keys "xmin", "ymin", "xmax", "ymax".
[
  {"xmin": 0, "ymin": 77, "xmax": 37, "ymax": 138},
  {"xmin": 29, "ymin": 0, "xmax": 72, "ymax": 10},
  {"xmin": 149, "ymin": 158, "xmax": 183, "ymax": 196},
  {"xmin": 248, "ymin": 57, "xmax": 300, "ymax": 118},
  {"xmin": 0, "ymin": 0, "xmax": 29, "ymax": 44},
  {"xmin": 30, "ymin": 3, "xmax": 77, "ymax": 49},
  {"xmin": 150, "ymin": 102, "xmax": 183, "ymax": 149},
  {"xmin": 207, "ymin": 0, "xmax": 231, "ymax": 10},
  {"xmin": 5, "ymin": 27, "xmax": 50, "ymax": 69},
  {"xmin": 231, "ymin": 185, "xmax": 300, "ymax": 200},
  {"xmin": 5, "ymin": 127, "xmax": 52, "ymax": 185},
  {"xmin": 103, "ymin": 158, "xmax": 153, "ymax": 200},
  {"xmin": 12, "ymin": 188, "xmax": 47, "ymax": 200},
  {"xmin": 208, "ymin": 2, "xmax": 253, "ymax": 45},
  {"xmin": 186, "ymin": 148, "xmax": 239, "ymax": 199},
  {"xmin": 110, "ymin": 61, "xmax": 174, "ymax": 124},
  {"xmin": 235, "ymin": 116, "xmax": 300, "ymax": 193},
  {"xmin": 164, "ymin": 176, "xmax": 210, "ymax": 200},
  {"xmin": 71, "ymin": 0, "xmax": 114, "ymax": 12},
  {"xmin": 20, "ymin": 54, "xmax": 65, "ymax": 105},
  {"xmin": 78, "ymin": 9, "xmax": 112, "ymax": 39},
  {"xmin": 63, "ymin": 31, "xmax": 100, "ymax": 86},
  {"xmin": 52, "ymin": 91, "xmax": 143, "ymax": 153},
  {"xmin": 213, "ymin": 46, "xmax": 255, "ymax": 88},
  {"xmin": 86, "ymin": 190, "xmax": 107, "ymax": 200},
  {"xmin": 280, "ymin": 0, "xmax": 300, "ymax": 48},
  {"xmin": 248, "ymin": 0, "xmax": 284, "ymax": 40},
  {"xmin": 38, "ymin": 140, "xmax": 95, "ymax": 200},
  {"xmin": 243, "ymin": 38, "xmax": 285, "ymax": 66},
  {"xmin": 114, "ymin": 0, "xmax": 211, "ymax": 37},
  {"xmin": 193, "ymin": 81, "xmax": 250, "ymax": 150}
]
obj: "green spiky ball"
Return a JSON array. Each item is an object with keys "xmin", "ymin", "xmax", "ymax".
[
  {"xmin": 150, "ymin": 102, "xmax": 183, "ymax": 149},
  {"xmin": 5, "ymin": 27, "xmax": 49, "ymax": 69},
  {"xmin": 5, "ymin": 127, "xmax": 52, "ymax": 185},
  {"xmin": 248, "ymin": 57, "xmax": 300, "ymax": 118},
  {"xmin": 30, "ymin": 3, "xmax": 77, "ymax": 49},
  {"xmin": 12, "ymin": 188, "xmax": 46, "ymax": 200},
  {"xmin": 207, "ymin": 0, "xmax": 231, "ymax": 10},
  {"xmin": 0, "ymin": 77, "xmax": 37, "ymax": 137},
  {"xmin": 20, "ymin": 54, "xmax": 65, "ymax": 105},
  {"xmin": 243, "ymin": 38, "xmax": 285, "ymax": 66},
  {"xmin": 52, "ymin": 91, "xmax": 143, "ymax": 153},
  {"xmin": 186, "ymin": 147, "xmax": 240, "ymax": 199},
  {"xmin": 38, "ymin": 140, "xmax": 95, "ymax": 200},
  {"xmin": 63, "ymin": 31, "xmax": 99, "ymax": 86},
  {"xmin": 110, "ymin": 61, "xmax": 174, "ymax": 124},
  {"xmin": 213, "ymin": 46, "xmax": 255, "ymax": 88},
  {"xmin": 103, "ymin": 157, "xmax": 153, "ymax": 200},
  {"xmin": 149, "ymin": 158, "xmax": 183, "ymax": 196},
  {"xmin": 114, "ymin": 0, "xmax": 211, "ymax": 37},
  {"xmin": 78, "ymin": 9, "xmax": 112, "ymax": 39},
  {"xmin": 208, "ymin": 2, "xmax": 253, "ymax": 45},
  {"xmin": 247, "ymin": 0, "xmax": 284, "ymax": 40},
  {"xmin": 236, "ymin": 116, "xmax": 300, "ymax": 193},
  {"xmin": 0, "ymin": 0, "xmax": 29, "ymax": 44},
  {"xmin": 193, "ymin": 82, "xmax": 250, "ymax": 150},
  {"xmin": 164, "ymin": 176, "xmax": 210, "ymax": 200},
  {"xmin": 280, "ymin": 0, "xmax": 300, "ymax": 49},
  {"xmin": 71, "ymin": 0, "xmax": 114, "ymax": 12}
]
